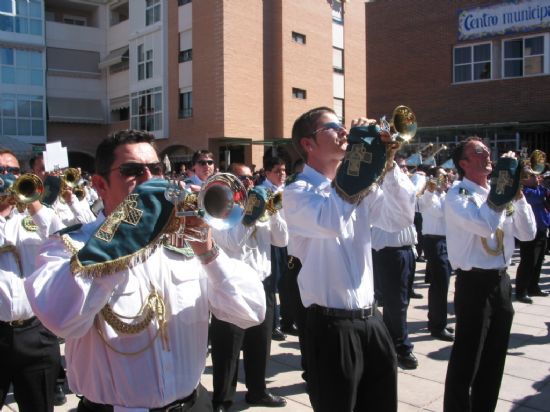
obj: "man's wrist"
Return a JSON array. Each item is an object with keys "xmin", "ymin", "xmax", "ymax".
[{"xmin": 195, "ymin": 242, "xmax": 220, "ymax": 265}]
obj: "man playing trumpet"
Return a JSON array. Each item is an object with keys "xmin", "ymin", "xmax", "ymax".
[
  {"xmin": 25, "ymin": 130, "xmax": 266, "ymax": 412},
  {"xmin": 284, "ymin": 107, "xmax": 416, "ymax": 412}
]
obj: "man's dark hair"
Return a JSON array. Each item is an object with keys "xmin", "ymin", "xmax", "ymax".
[
  {"xmin": 191, "ymin": 150, "xmax": 214, "ymax": 165},
  {"xmin": 263, "ymin": 157, "xmax": 285, "ymax": 172},
  {"xmin": 29, "ymin": 153, "xmax": 43, "ymax": 169},
  {"xmin": 452, "ymin": 136, "xmax": 482, "ymax": 179},
  {"xmin": 0, "ymin": 148, "xmax": 16, "ymax": 157},
  {"xmin": 291, "ymin": 106, "xmax": 336, "ymax": 161},
  {"xmin": 95, "ymin": 129, "xmax": 156, "ymax": 180}
]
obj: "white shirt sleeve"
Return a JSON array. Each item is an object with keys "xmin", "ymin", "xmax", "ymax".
[
  {"xmin": 268, "ymin": 212, "xmax": 288, "ymax": 247},
  {"xmin": 511, "ymin": 196, "xmax": 537, "ymax": 241}
]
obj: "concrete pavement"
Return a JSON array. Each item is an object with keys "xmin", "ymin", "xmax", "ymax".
[{"xmin": 3, "ymin": 250, "xmax": 550, "ymax": 411}]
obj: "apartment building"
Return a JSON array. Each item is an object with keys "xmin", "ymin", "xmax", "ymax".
[
  {"xmin": 365, "ymin": 0, "xmax": 550, "ymax": 159},
  {"xmin": 0, "ymin": 0, "xmax": 366, "ymax": 172}
]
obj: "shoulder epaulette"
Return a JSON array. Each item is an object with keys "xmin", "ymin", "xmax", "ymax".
[
  {"xmin": 55, "ymin": 223, "xmax": 83, "ymax": 236},
  {"xmin": 458, "ymin": 187, "xmax": 471, "ymax": 197},
  {"xmin": 285, "ymin": 173, "xmax": 300, "ymax": 187},
  {"xmin": 163, "ymin": 243, "xmax": 195, "ymax": 259}
]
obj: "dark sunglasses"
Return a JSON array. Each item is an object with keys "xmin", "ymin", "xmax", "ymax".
[
  {"xmin": 113, "ymin": 162, "xmax": 164, "ymax": 177},
  {"xmin": 237, "ymin": 175, "xmax": 253, "ymax": 182},
  {"xmin": 0, "ymin": 166, "xmax": 21, "ymax": 174},
  {"xmin": 313, "ymin": 122, "xmax": 345, "ymax": 135},
  {"xmin": 197, "ymin": 160, "xmax": 214, "ymax": 166}
]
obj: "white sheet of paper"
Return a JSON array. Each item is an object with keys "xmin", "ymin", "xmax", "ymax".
[{"xmin": 44, "ymin": 141, "xmax": 69, "ymax": 172}]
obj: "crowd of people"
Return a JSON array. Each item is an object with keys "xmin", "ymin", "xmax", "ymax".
[{"xmin": 0, "ymin": 107, "xmax": 546, "ymax": 412}]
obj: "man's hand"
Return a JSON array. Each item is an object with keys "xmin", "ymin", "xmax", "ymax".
[
  {"xmin": 183, "ymin": 216, "xmax": 213, "ymax": 254},
  {"xmin": 61, "ymin": 188, "xmax": 73, "ymax": 205}
]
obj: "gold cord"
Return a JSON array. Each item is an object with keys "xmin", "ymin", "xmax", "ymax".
[{"xmin": 481, "ymin": 228, "xmax": 504, "ymax": 256}]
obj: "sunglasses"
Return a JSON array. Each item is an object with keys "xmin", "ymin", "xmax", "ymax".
[
  {"xmin": 237, "ymin": 175, "xmax": 253, "ymax": 182},
  {"xmin": 313, "ymin": 122, "xmax": 345, "ymax": 136},
  {"xmin": 197, "ymin": 160, "xmax": 214, "ymax": 166},
  {"xmin": 113, "ymin": 162, "xmax": 164, "ymax": 177},
  {"xmin": 0, "ymin": 166, "xmax": 21, "ymax": 174}
]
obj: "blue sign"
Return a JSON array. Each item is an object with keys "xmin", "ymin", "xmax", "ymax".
[{"xmin": 458, "ymin": 0, "xmax": 550, "ymax": 40}]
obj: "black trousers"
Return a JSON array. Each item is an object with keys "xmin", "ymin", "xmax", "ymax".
[
  {"xmin": 0, "ymin": 318, "xmax": 61, "ymax": 412},
  {"xmin": 444, "ymin": 269, "xmax": 514, "ymax": 412},
  {"xmin": 286, "ymin": 256, "xmax": 307, "ymax": 376},
  {"xmin": 271, "ymin": 245, "xmax": 294, "ymax": 329},
  {"xmin": 372, "ymin": 246, "xmax": 415, "ymax": 356},
  {"xmin": 423, "ymin": 235, "xmax": 452, "ymax": 332},
  {"xmin": 305, "ymin": 307, "xmax": 397, "ymax": 412},
  {"xmin": 414, "ymin": 211, "xmax": 424, "ymax": 257},
  {"xmin": 516, "ymin": 229, "xmax": 547, "ymax": 296},
  {"xmin": 210, "ymin": 276, "xmax": 275, "ymax": 408}
]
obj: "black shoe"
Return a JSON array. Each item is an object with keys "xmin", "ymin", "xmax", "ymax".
[
  {"xmin": 528, "ymin": 289, "xmax": 549, "ymax": 297},
  {"xmin": 245, "ymin": 391, "xmax": 287, "ymax": 407},
  {"xmin": 213, "ymin": 404, "xmax": 228, "ymax": 412},
  {"xmin": 516, "ymin": 295, "xmax": 533, "ymax": 304},
  {"xmin": 53, "ymin": 383, "xmax": 67, "ymax": 406},
  {"xmin": 446, "ymin": 326, "xmax": 455, "ymax": 333},
  {"xmin": 272, "ymin": 328, "xmax": 287, "ymax": 341},
  {"xmin": 431, "ymin": 329, "xmax": 455, "ymax": 342},
  {"xmin": 410, "ymin": 290, "xmax": 423, "ymax": 299},
  {"xmin": 397, "ymin": 352, "xmax": 418, "ymax": 370},
  {"xmin": 280, "ymin": 323, "xmax": 299, "ymax": 336}
]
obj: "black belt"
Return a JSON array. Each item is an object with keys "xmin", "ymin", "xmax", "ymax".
[
  {"xmin": 0, "ymin": 316, "xmax": 37, "ymax": 328},
  {"xmin": 381, "ymin": 245, "xmax": 411, "ymax": 251},
  {"xmin": 423, "ymin": 234, "xmax": 445, "ymax": 239},
  {"xmin": 309, "ymin": 303, "xmax": 377, "ymax": 320},
  {"xmin": 81, "ymin": 389, "xmax": 197, "ymax": 412},
  {"xmin": 459, "ymin": 268, "xmax": 507, "ymax": 276}
]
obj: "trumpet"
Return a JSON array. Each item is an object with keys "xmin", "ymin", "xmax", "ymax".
[
  {"xmin": 164, "ymin": 173, "xmax": 248, "ymax": 241},
  {"xmin": 521, "ymin": 149, "xmax": 546, "ymax": 179},
  {"xmin": 423, "ymin": 145, "xmax": 448, "ymax": 167},
  {"xmin": 62, "ymin": 167, "xmax": 81, "ymax": 189},
  {"xmin": 405, "ymin": 143, "xmax": 434, "ymax": 167},
  {"xmin": 380, "ymin": 105, "xmax": 417, "ymax": 145},
  {"xmin": 418, "ymin": 174, "xmax": 449, "ymax": 196},
  {"xmin": 0, "ymin": 173, "xmax": 44, "ymax": 211}
]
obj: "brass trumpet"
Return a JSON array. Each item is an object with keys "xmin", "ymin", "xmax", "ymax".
[
  {"xmin": 0, "ymin": 173, "xmax": 44, "ymax": 211},
  {"xmin": 258, "ymin": 190, "xmax": 283, "ymax": 223},
  {"xmin": 164, "ymin": 173, "xmax": 248, "ymax": 241},
  {"xmin": 62, "ymin": 167, "xmax": 81, "ymax": 189},
  {"xmin": 521, "ymin": 149, "xmax": 546, "ymax": 178},
  {"xmin": 381, "ymin": 105, "xmax": 417, "ymax": 144}
]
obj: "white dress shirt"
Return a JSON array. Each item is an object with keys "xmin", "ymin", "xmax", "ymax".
[
  {"xmin": 212, "ymin": 212, "xmax": 288, "ymax": 281},
  {"xmin": 419, "ymin": 190, "xmax": 446, "ymax": 236},
  {"xmin": 283, "ymin": 163, "xmax": 416, "ymax": 310},
  {"xmin": 25, "ymin": 214, "xmax": 266, "ymax": 410},
  {"xmin": 53, "ymin": 195, "xmax": 96, "ymax": 226},
  {"xmin": 0, "ymin": 207, "xmax": 62, "ymax": 321},
  {"xmin": 371, "ymin": 225, "xmax": 417, "ymax": 251},
  {"xmin": 445, "ymin": 177, "xmax": 536, "ymax": 271}
]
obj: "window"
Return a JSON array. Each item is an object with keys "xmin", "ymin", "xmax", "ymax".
[
  {"xmin": 1, "ymin": 47, "xmax": 43, "ymax": 86},
  {"xmin": 0, "ymin": 94, "xmax": 44, "ymax": 137},
  {"xmin": 0, "ymin": 0, "xmax": 42, "ymax": 35},
  {"xmin": 292, "ymin": 31, "xmax": 306, "ymax": 45},
  {"xmin": 63, "ymin": 15, "xmax": 87, "ymax": 26},
  {"xmin": 179, "ymin": 91, "xmax": 192, "ymax": 118},
  {"xmin": 333, "ymin": 98, "xmax": 344, "ymax": 123},
  {"xmin": 178, "ymin": 0, "xmax": 192, "ymax": 5},
  {"xmin": 131, "ymin": 87, "xmax": 162, "ymax": 131},
  {"xmin": 292, "ymin": 88, "xmax": 306, "ymax": 99},
  {"xmin": 453, "ymin": 42, "xmax": 491, "ymax": 83},
  {"xmin": 178, "ymin": 49, "xmax": 192, "ymax": 63},
  {"xmin": 331, "ymin": 0, "xmax": 344, "ymax": 23},
  {"xmin": 333, "ymin": 47, "xmax": 343, "ymax": 73},
  {"xmin": 111, "ymin": 107, "xmax": 129, "ymax": 122},
  {"xmin": 503, "ymin": 35, "xmax": 544, "ymax": 78},
  {"xmin": 137, "ymin": 44, "xmax": 153, "ymax": 80},
  {"xmin": 145, "ymin": 0, "xmax": 160, "ymax": 26}
]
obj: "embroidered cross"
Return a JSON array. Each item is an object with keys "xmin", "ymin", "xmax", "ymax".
[
  {"xmin": 96, "ymin": 194, "xmax": 143, "ymax": 242},
  {"xmin": 245, "ymin": 195, "xmax": 261, "ymax": 216},
  {"xmin": 345, "ymin": 144, "xmax": 372, "ymax": 176},
  {"xmin": 493, "ymin": 170, "xmax": 514, "ymax": 195}
]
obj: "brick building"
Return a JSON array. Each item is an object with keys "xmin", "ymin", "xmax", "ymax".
[
  {"xmin": 1, "ymin": 0, "xmax": 366, "ymax": 172},
  {"xmin": 365, "ymin": 0, "xmax": 550, "ymax": 161}
]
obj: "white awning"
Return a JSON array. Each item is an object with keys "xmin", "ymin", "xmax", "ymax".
[
  {"xmin": 48, "ymin": 97, "xmax": 104, "ymax": 124},
  {"xmin": 110, "ymin": 95, "xmax": 129, "ymax": 111},
  {"xmin": 98, "ymin": 46, "xmax": 129, "ymax": 69}
]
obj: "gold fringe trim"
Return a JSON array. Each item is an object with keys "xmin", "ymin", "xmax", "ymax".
[
  {"xmin": 61, "ymin": 234, "xmax": 81, "ymax": 256},
  {"xmin": 71, "ymin": 210, "xmax": 181, "ymax": 279}
]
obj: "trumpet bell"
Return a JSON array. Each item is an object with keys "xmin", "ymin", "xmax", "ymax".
[
  {"xmin": 12, "ymin": 174, "xmax": 44, "ymax": 204},
  {"xmin": 62, "ymin": 167, "xmax": 81, "ymax": 189},
  {"xmin": 198, "ymin": 173, "xmax": 247, "ymax": 230},
  {"xmin": 392, "ymin": 105, "xmax": 417, "ymax": 142},
  {"xmin": 530, "ymin": 150, "xmax": 546, "ymax": 175}
]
